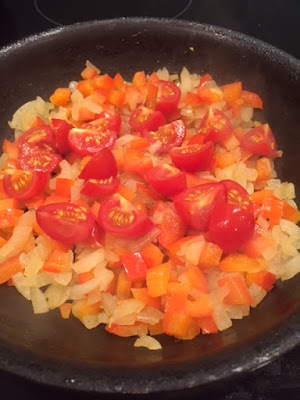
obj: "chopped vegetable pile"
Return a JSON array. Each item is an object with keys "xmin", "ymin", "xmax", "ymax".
[{"xmin": 1, "ymin": 61, "xmax": 300, "ymax": 350}]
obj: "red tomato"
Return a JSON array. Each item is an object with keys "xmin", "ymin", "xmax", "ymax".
[
  {"xmin": 222, "ymin": 179, "xmax": 253, "ymax": 213},
  {"xmin": 199, "ymin": 109, "xmax": 232, "ymax": 143},
  {"xmin": 173, "ymin": 182, "xmax": 227, "ymax": 231},
  {"xmin": 3, "ymin": 170, "xmax": 49, "ymax": 201},
  {"xmin": 97, "ymin": 194, "xmax": 154, "ymax": 238},
  {"xmin": 155, "ymin": 81, "xmax": 181, "ymax": 116},
  {"xmin": 80, "ymin": 177, "xmax": 120, "ymax": 197},
  {"xmin": 240, "ymin": 124, "xmax": 278, "ymax": 157},
  {"xmin": 18, "ymin": 125, "xmax": 56, "ymax": 152},
  {"xmin": 129, "ymin": 106, "xmax": 165, "ymax": 133},
  {"xmin": 36, "ymin": 203, "xmax": 95, "ymax": 244},
  {"xmin": 79, "ymin": 148, "xmax": 118, "ymax": 180},
  {"xmin": 18, "ymin": 148, "xmax": 61, "ymax": 173},
  {"xmin": 52, "ymin": 119, "xmax": 73, "ymax": 154},
  {"xmin": 209, "ymin": 203, "xmax": 255, "ymax": 253},
  {"xmin": 145, "ymin": 164, "xmax": 186, "ymax": 197},
  {"xmin": 143, "ymin": 120, "xmax": 186, "ymax": 153},
  {"xmin": 169, "ymin": 142, "xmax": 214, "ymax": 172},
  {"xmin": 68, "ymin": 114, "xmax": 121, "ymax": 156}
]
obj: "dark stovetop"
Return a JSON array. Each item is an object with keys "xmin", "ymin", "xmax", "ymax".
[{"xmin": 0, "ymin": 1, "xmax": 299, "ymax": 399}]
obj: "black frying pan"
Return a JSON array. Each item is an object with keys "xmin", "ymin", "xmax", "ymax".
[{"xmin": 0, "ymin": 18, "xmax": 299, "ymax": 394}]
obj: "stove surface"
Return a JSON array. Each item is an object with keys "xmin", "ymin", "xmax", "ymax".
[{"xmin": 0, "ymin": 1, "xmax": 299, "ymax": 399}]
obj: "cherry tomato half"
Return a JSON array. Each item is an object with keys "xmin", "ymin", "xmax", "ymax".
[
  {"xmin": 18, "ymin": 125, "xmax": 56, "ymax": 152},
  {"xmin": 36, "ymin": 203, "xmax": 95, "ymax": 244},
  {"xmin": 169, "ymin": 141, "xmax": 214, "ymax": 172},
  {"xmin": 79, "ymin": 148, "xmax": 118, "ymax": 180},
  {"xmin": 129, "ymin": 106, "xmax": 165, "ymax": 133},
  {"xmin": 155, "ymin": 81, "xmax": 181, "ymax": 116},
  {"xmin": 200, "ymin": 109, "xmax": 232, "ymax": 143},
  {"xmin": 240, "ymin": 124, "xmax": 278, "ymax": 157},
  {"xmin": 81, "ymin": 177, "xmax": 120, "ymax": 197},
  {"xmin": 68, "ymin": 114, "xmax": 121, "ymax": 156},
  {"xmin": 3, "ymin": 170, "xmax": 49, "ymax": 201},
  {"xmin": 209, "ymin": 203, "xmax": 255, "ymax": 253},
  {"xmin": 222, "ymin": 179, "xmax": 253, "ymax": 213},
  {"xmin": 52, "ymin": 119, "xmax": 73, "ymax": 154},
  {"xmin": 97, "ymin": 194, "xmax": 154, "ymax": 238},
  {"xmin": 143, "ymin": 120, "xmax": 186, "ymax": 153},
  {"xmin": 18, "ymin": 148, "xmax": 61, "ymax": 173},
  {"xmin": 173, "ymin": 182, "xmax": 227, "ymax": 231},
  {"xmin": 145, "ymin": 164, "xmax": 186, "ymax": 197}
]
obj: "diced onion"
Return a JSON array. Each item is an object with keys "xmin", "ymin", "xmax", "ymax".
[
  {"xmin": 72, "ymin": 248, "xmax": 105, "ymax": 273},
  {"xmin": 134, "ymin": 335, "xmax": 162, "ymax": 350},
  {"xmin": 30, "ymin": 287, "xmax": 49, "ymax": 314},
  {"xmin": 248, "ymin": 283, "xmax": 267, "ymax": 307}
]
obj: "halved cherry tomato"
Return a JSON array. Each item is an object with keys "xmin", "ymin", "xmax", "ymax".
[
  {"xmin": 18, "ymin": 149, "xmax": 61, "ymax": 173},
  {"xmin": 145, "ymin": 164, "xmax": 186, "ymax": 197},
  {"xmin": 173, "ymin": 182, "xmax": 226, "ymax": 231},
  {"xmin": 240, "ymin": 124, "xmax": 278, "ymax": 158},
  {"xmin": 222, "ymin": 179, "xmax": 253, "ymax": 213},
  {"xmin": 80, "ymin": 177, "xmax": 120, "ymax": 197},
  {"xmin": 97, "ymin": 194, "xmax": 154, "ymax": 238},
  {"xmin": 199, "ymin": 109, "xmax": 232, "ymax": 143},
  {"xmin": 143, "ymin": 120, "xmax": 186, "ymax": 153},
  {"xmin": 155, "ymin": 81, "xmax": 181, "ymax": 116},
  {"xmin": 36, "ymin": 202, "xmax": 95, "ymax": 244},
  {"xmin": 169, "ymin": 142, "xmax": 214, "ymax": 172},
  {"xmin": 209, "ymin": 203, "xmax": 255, "ymax": 253},
  {"xmin": 68, "ymin": 115, "xmax": 121, "ymax": 156},
  {"xmin": 18, "ymin": 125, "xmax": 56, "ymax": 152},
  {"xmin": 129, "ymin": 106, "xmax": 165, "ymax": 133},
  {"xmin": 52, "ymin": 119, "xmax": 73, "ymax": 154},
  {"xmin": 3, "ymin": 170, "xmax": 49, "ymax": 201},
  {"xmin": 79, "ymin": 148, "xmax": 118, "ymax": 180}
]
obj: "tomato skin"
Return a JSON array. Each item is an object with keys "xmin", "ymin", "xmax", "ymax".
[
  {"xmin": 18, "ymin": 149, "xmax": 61, "ymax": 173},
  {"xmin": 97, "ymin": 194, "xmax": 154, "ymax": 238},
  {"xmin": 68, "ymin": 115, "xmax": 121, "ymax": 156},
  {"xmin": 222, "ymin": 179, "xmax": 253, "ymax": 213},
  {"xmin": 52, "ymin": 119, "xmax": 73, "ymax": 154},
  {"xmin": 80, "ymin": 177, "xmax": 120, "ymax": 197},
  {"xmin": 3, "ymin": 170, "xmax": 49, "ymax": 201},
  {"xmin": 145, "ymin": 164, "xmax": 186, "ymax": 197},
  {"xmin": 143, "ymin": 120, "xmax": 186, "ymax": 153},
  {"xmin": 173, "ymin": 182, "xmax": 227, "ymax": 231},
  {"xmin": 169, "ymin": 141, "xmax": 214, "ymax": 173},
  {"xmin": 155, "ymin": 81, "xmax": 181, "ymax": 116},
  {"xmin": 79, "ymin": 148, "xmax": 118, "ymax": 180},
  {"xmin": 129, "ymin": 106, "xmax": 165, "ymax": 133},
  {"xmin": 199, "ymin": 109, "xmax": 232, "ymax": 143},
  {"xmin": 209, "ymin": 203, "xmax": 255, "ymax": 253},
  {"xmin": 18, "ymin": 125, "xmax": 56, "ymax": 151},
  {"xmin": 240, "ymin": 124, "xmax": 278, "ymax": 157},
  {"xmin": 36, "ymin": 203, "xmax": 95, "ymax": 244}
]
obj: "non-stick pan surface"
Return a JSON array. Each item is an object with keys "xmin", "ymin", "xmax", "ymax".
[{"xmin": 0, "ymin": 18, "xmax": 299, "ymax": 394}]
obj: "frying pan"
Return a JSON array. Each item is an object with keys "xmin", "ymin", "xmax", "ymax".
[{"xmin": 0, "ymin": 18, "xmax": 299, "ymax": 394}]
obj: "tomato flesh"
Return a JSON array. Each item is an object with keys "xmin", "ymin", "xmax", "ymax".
[
  {"xmin": 18, "ymin": 125, "xmax": 56, "ymax": 152},
  {"xmin": 240, "ymin": 124, "xmax": 278, "ymax": 157},
  {"xmin": 68, "ymin": 115, "xmax": 121, "ymax": 156},
  {"xmin": 155, "ymin": 81, "xmax": 181, "ymax": 116},
  {"xmin": 81, "ymin": 177, "xmax": 120, "ymax": 197},
  {"xmin": 97, "ymin": 194, "xmax": 154, "ymax": 238},
  {"xmin": 79, "ymin": 148, "xmax": 118, "ymax": 180},
  {"xmin": 145, "ymin": 164, "xmax": 186, "ymax": 197},
  {"xmin": 222, "ymin": 179, "xmax": 253, "ymax": 213},
  {"xmin": 3, "ymin": 170, "xmax": 49, "ymax": 201},
  {"xmin": 143, "ymin": 120, "xmax": 186, "ymax": 153},
  {"xmin": 52, "ymin": 119, "xmax": 73, "ymax": 154},
  {"xmin": 169, "ymin": 141, "xmax": 214, "ymax": 172},
  {"xmin": 18, "ymin": 148, "xmax": 61, "ymax": 172},
  {"xmin": 173, "ymin": 182, "xmax": 227, "ymax": 231},
  {"xmin": 129, "ymin": 106, "xmax": 165, "ymax": 133},
  {"xmin": 200, "ymin": 109, "xmax": 232, "ymax": 143},
  {"xmin": 209, "ymin": 203, "xmax": 255, "ymax": 253},
  {"xmin": 36, "ymin": 203, "xmax": 95, "ymax": 244}
]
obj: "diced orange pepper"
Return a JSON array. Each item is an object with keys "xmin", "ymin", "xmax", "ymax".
[
  {"xmin": 42, "ymin": 249, "xmax": 72, "ymax": 274},
  {"xmin": 214, "ymin": 151, "xmax": 236, "ymax": 169},
  {"xmin": 198, "ymin": 241, "xmax": 223, "ymax": 268},
  {"xmin": 116, "ymin": 183, "xmax": 136, "ymax": 202},
  {"xmin": 219, "ymin": 253, "xmax": 267, "ymax": 273},
  {"xmin": 108, "ymin": 89, "xmax": 125, "ymax": 108},
  {"xmin": 105, "ymin": 322, "xmax": 148, "ymax": 337},
  {"xmin": 185, "ymin": 295, "xmax": 214, "ymax": 318},
  {"xmin": 55, "ymin": 178, "xmax": 74, "ymax": 199},
  {"xmin": 2, "ymin": 139, "xmax": 19, "ymax": 160},
  {"xmin": 167, "ymin": 282, "xmax": 191, "ymax": 296},
  {"xmin": 198, "ymin": 316, "xmax": 218, "ymax": 334},
  {"xmin": 243, "ymin": 234, "xmax": 276, "ymax": 259},
  {"xmin": 81, "ymin": 66, "xmax": 98, "ymax": 80},
  {"xmin": 149, "ymin": 320, "xmax": 163, "ymax": 336},
  {"xmin": 131, "ymin": 287, "xmax": 160, "ymax": 309},
  {"xmin": 145, "ymin": 83, "xmax": 158, "ymax": 109},
  {"xmin": 221, "ymin": 82, "xmax": 242, "ymax": 105},
  {"xmin": 256, "ymin": 157, "xmax": 272, "ymax": 181},
  {"xmin": 72, "ymin": 298, "xmax": 101, "ymax": 321},
  {"xmin": 241, "ymin": 90, "xmax": 263, "ymax": 109},
  {"xmin": 218, "ymin": 274, "xmax": 253, "ymax": 305},
  {"xmin": 76, "ymin": 80, "xmax": 95, "ymax": 97},
  {"xmin": 0, "ymin": 255, "xmax": 23, "ymax": 284},
  {"xmin": 112, "ymin": 146, "xmax": 124, "ymax": 170},
  {"xmin": 179, "ymin": 266, "xmax": 208, "ymax": 293},
  {"xmin": 246, "ymin": 271, "xmax": 276, "ymax": 292},
  {"xmin": 90, "ymin": 89, "xmax": 108, "ymax": 105},
  {"xmin": 183, "ymin": 92, "xmax": 202, "ymax": 107},
  {"xmin": 0, "ymin": 180, "xmax": 8, "ymax": 200},
  {"xmin": 139, "ymin": 243, "xmax": 164, "ymax": 269},
  {"xmin": 146, "ymin": 262, "xmax": 170, "ymax": 298},
  {"xmin": 92, "ymin": 74, "xmax": 114, "ymax": 91},
  {"xmin": 198, "ymin": 73, "xmax": 212, "ymax": 87},
  {"xmin": 44, "ymin": 195, "xmax": 70, "ymax": 206},
  {"xmin": 196, "ymin": 86, "xmax": 224, "ymax": 104},
  {"xmin": 59, "ymin": 303, "xmax": 72, "ymax": 319},
  {"xmin": 115, "ymin": 268, "xmax": 132, "ymax": 299},
  {"xmin": 250, "ymin": 190, "xmax": 274, "ymax": 205},
  {"xmin": 77, "ymin": 107, "xmax": 95, "ymax": 121},
  {"xmin": 23, "ymin": 234, "xmax": 35, "ymax": 253},
  {"xmin": 49, "ymin": 88, "xmax": 71, "ymax": 107},
  {"xmin": 0, "ymin": 198, "xmax": 18, "ymax": 210},
  {"xmin": 0, "ymin": 209, "xmax": 23, "ymax": 229},
  {"xmin": 260, "ymin": 196, "xmax": 284, "ymax": 228},
  {"xmin": 24, "ymin": 195, "xmax": 45, "ymax": 210},
  {"xmin": 77, "ymin": 269, "xmax": 95, "ymax": 284},
  {"xmin": 0, "ymin": 236, "xmax": 7, "ymax": 248},
  {"xmin": 163, "ymin": 294, "xmax": 194, "ymax": 339},
  {"xmin": 113, "ymin": 73, "xmax": 124, "ymax": 90},
  {"xmin": 127, "ymin": 137, "xmax": 150, "ymax": 150},
  {"xmin": 133, "ymin": 71, "xmax": 146, "ymax": 89},
  {"xmin": 282, "ymin": 202, "xmax": 300, "ymax": 224},
  {"xmin": 147, "ymin": 72, "xmax": 160, "ymax": 86}
]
